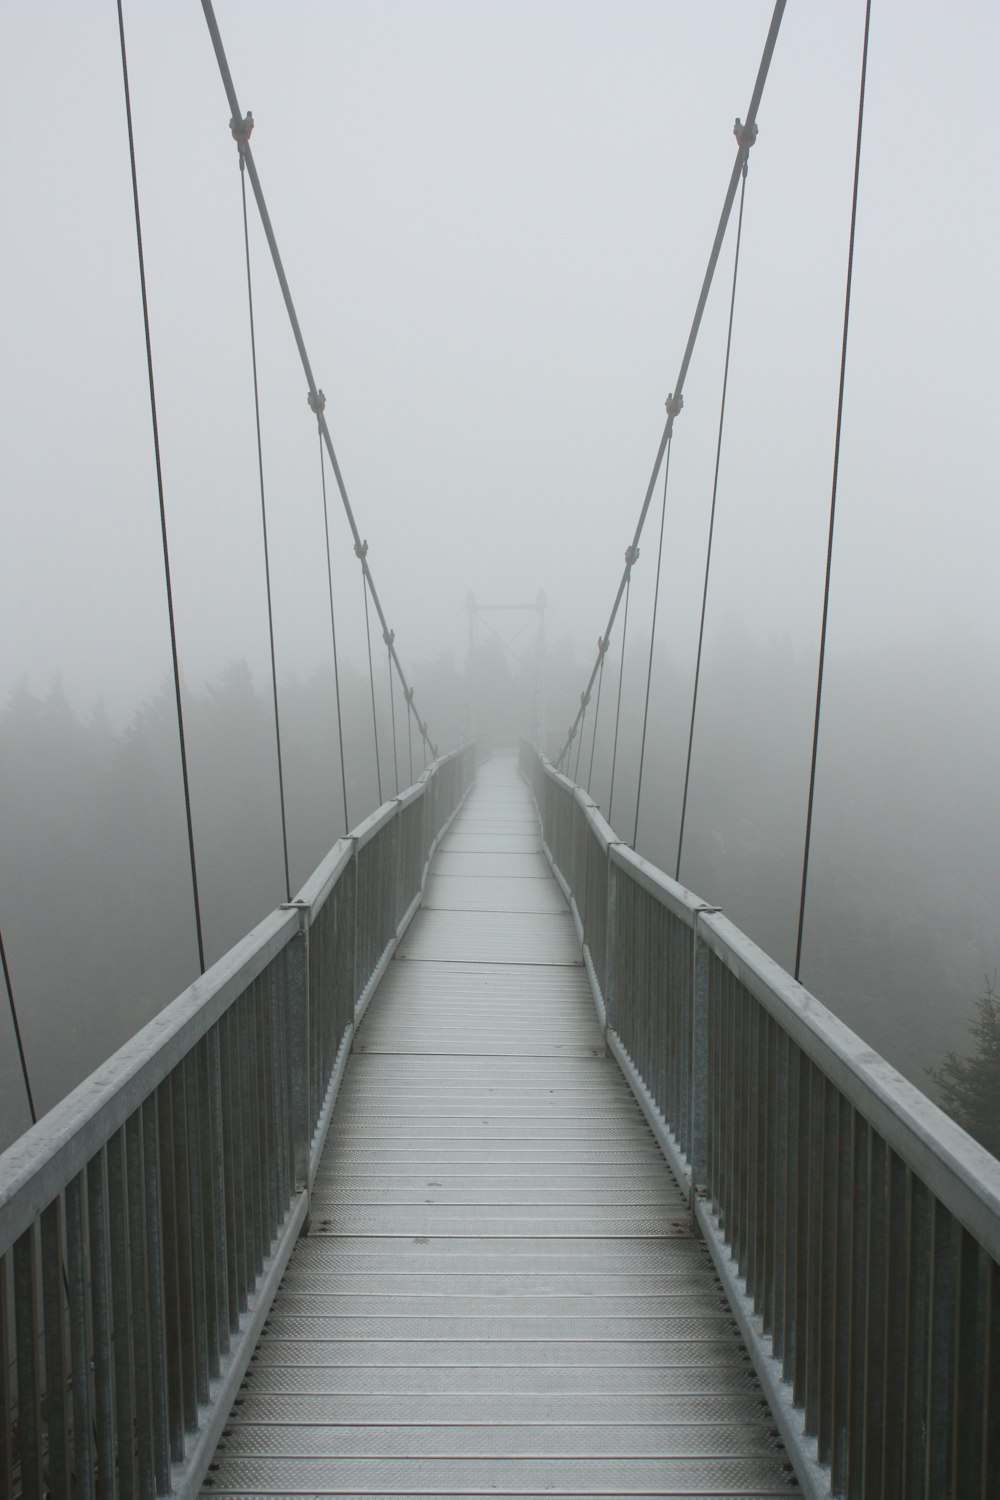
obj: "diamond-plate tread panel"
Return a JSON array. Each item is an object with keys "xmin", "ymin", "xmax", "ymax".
[
  {"xmin": 367, "ymin": 961, "xmax": 594, "ymax": 999},
  {"xmin": 230, "ymin": 1393, "xmax": 769, "ymax": 1426},
  {"xmin": 291, "ymin": 1243, "xmax": 708, "ymax": 1271},
  {"xmin": 248, "ymin": 1339, "xmax": 747, "ymax": 1368},
  {"xmin": 239, "ymin": 1365, "xmax": 761, "ymax": 1397},
  {"xmin": 312, "ymin": 1169, "xmax": 676, "ymax": 1188},
  {"xmin": 306, "ymin": 1212, "xmax": 694, "ymax": 1237},
  {"xmin": 200, "ymin": 1455, "xmax": 799, "ymax": 1493},
  {"xmin": 309, "ymin": 1189, "xmax": 685, "ymax": 1209},
  {"xmin": 213, "ymin": 1424, "xmax": 782, "ymax": 1459},
  {"xmin": 396, "ymin": 910, "xmax": 581, "ymax": 966},
  {"xmin": 267, "ymin": 1295, "xmax": 728, "ymax": 1319},
  {"xmin": 422, "ymin": 876, "xmax": 569, "ymax": 913},
  {"xmin": 279, "ymin": 1272, "xmax": 718, "ymax": 1296},
  {"xmin": 259, "ymin": 1316, "xmax": 738, "ymax": 1342}
]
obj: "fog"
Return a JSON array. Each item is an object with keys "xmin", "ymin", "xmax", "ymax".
[{"xmin": 2, "ymin": 3, "xmax": 998, "ymax": 1149}]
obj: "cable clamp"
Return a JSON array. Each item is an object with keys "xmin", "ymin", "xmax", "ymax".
[
  {"xmin": 567, "ymin": 723, "xmax": 577, "ymax": 742},
  {"xmin": 383, "ymin": 628, "xmax": 395, "ymax": 647},
  {"xmin": 307, "ymin": 388, "xmax": 326, "ymax": 417},
  {"xmin": 354, "ymin": 539, "xmax": 368, "ymax": 561},
  {"xmin": 405, "ymin": 687, "xmax": 414, "ymax": 704},
  {"xmin": 625, "ymin": 545, "xmax": 640, "ymax": 568},
  {"xmin": 581, "ymin": 690, "xmax": 591, "ymax": 709},
  {"xmin": 665, "ymin": 391, "xmax": 684, "ymax": 419},
  {"xmin": 598, "ymin": 635, "xmax": 608, "ymax": 656},
  {"xmin": 230, "ymin": 111, "xmax": 254, "ymax": 158},
  {"xmin": 733, "ymin": 117, "xmax": 758, "ymax": 151}
]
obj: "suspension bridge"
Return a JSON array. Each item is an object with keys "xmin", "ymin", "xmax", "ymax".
[{"xmin": 2, "ymin": 2, "xmax": 999, "ymax": 1497}]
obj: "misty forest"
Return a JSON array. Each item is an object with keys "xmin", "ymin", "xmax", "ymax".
[{"xmin": 2, "ymin": 625, "xmax": 997, "ymax": 1157}]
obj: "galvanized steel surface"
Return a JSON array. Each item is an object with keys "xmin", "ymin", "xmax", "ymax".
[{"xmin": 204, "ymin": 755, "xmax": 797, "ymax": 1498}]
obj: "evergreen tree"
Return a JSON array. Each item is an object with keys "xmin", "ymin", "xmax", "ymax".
[{"xmin": 929, "ymin": 978, "xmax": 1000, "ymax": 1160}]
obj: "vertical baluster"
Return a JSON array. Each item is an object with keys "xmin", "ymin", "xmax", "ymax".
[
  {"xmin": 780, "ymin": 1040, "xmax": 798, "ymax": 1382},
  {"xmin": 0, "ymin": 1254, "xmax": 11, "ymax": 1500},
  {"xmin": 65, "ymin": 1173, "xmax": 94, "ymax": 1500},
  {"xmin": 761, "ymin": 1012, "xmax": 779, "ymax": 1339},
  {"xmin": 804, "ymin": 1058, "xmax": 824, "ymax": 1432},
  {"xmin": 845, "ymin": 1113, "xmax": 870, "ymax": 1497},
  {"xmin": 156, "ymin": 1081, "xmax": 183, "ymax": 1465},
  {"xmin": 168, "ymin": 1070, "xmax": 198, "ymax": 1436},
  {"xmin": 817, "ymin": 1077, "xmax": 840, "ymax": 1465},
  {"xmin": 189, "ymin": 1044, "xmax": 215, "ymax": 1392},
  {"xmin": 13, "ymin": 1228, "xmax": 43, "ymax": 1500},
  {"xmin": 927, "ymin": 1200, "xmax": 957, "ymax": 1497},
  {"xmin": 952, "ymin": 1231, "xmax": 986, "ymax": 1500},
  {"xmin": 744, "ymin": 991, "xmax": 759, "ymax": 1293},
  {"xmin": 750, "ymin": 994, "xmax": 767, "ymax": 1312},
  {"xmin": 830, "ymin": 1094, "xmax": 852, "ymax": 1493},
  {"xmin": 792, "ymin": 1053, "xmax": 810, "ymax": 1407},
  {"xmin": 86, "ymin": 1153, "xmax": 116, "ymax": 1500},
  {"xmin": 862, "ymin": 1132, "xmax": 887, "ymax": 1494},
  {"xmin": 139, "ymin": 1100, "xmax": 169, "ymax": 1495},
  {"xmin": 207, "ymin": 1026, "xmax": 232, "ymax": 1352},
  {"xmin": 770, "ymin": 1026, "xmax": 788, "ymax": 1364},
  {"xmin": 879, "ymin": 1151, "xmax": 908, "ymax": 1493},
  {"xmin": 41, "ymin": 1199, "xmax": 69, "ymax": 1497},
  {"xmin": 106, "ymin": 1129, "xmax": 135, "ymax": 1500},
  {"xmin": 123, "ymin": 1112, "xmax": 153, "ymax": 1498},
  {"xmin": 231, "ymin": 999, "xmax": 250, "ymax": 1309},
  {"xmin": 177, "ymin": 1056, "xmax": 206, "ymax": 1416},
  {"xmin": 986, "ymin": 1257, "xmax": 999, "ymax": 1496}
]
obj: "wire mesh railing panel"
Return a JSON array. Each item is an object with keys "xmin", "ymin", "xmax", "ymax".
[{"xmin": 307, "ymin": 860, "xmax": 356, "ymax": 1128}]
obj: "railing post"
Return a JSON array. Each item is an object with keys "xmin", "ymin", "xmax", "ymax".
[{"xmin": 283, "ymin": 904, "xmax": 311, "ymax": 1203}]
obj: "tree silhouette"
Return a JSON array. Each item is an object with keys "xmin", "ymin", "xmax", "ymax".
[{"xmin": 929, "ymin": 977, "xmax": 1000, "ymax": 1160}]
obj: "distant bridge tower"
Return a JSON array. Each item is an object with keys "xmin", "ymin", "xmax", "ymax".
[{"xmin": 464, "ymin": 591, "xmax": 548, "ymax": 747}]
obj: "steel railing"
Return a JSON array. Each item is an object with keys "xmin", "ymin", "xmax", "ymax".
[
  {"xmin": 520, "ymin": 738, "xmax": 1000, "ymax": 1500},
  {"xmin": 0, "ymin": 743, "xmax": 476, "ymax": 1500}
]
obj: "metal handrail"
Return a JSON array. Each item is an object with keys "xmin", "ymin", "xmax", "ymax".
[
  {"xmin": 520, "ymin": 738, "xmax": 1000, "ymax": 1500},
  {"xmin": 0, "ymin": 743, "xmax": 476, "ymax": 1500}
]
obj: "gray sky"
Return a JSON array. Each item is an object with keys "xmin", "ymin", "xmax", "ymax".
[{"xmin": 2, "ymin": 0, "xmax": 998, "ymax": 726}]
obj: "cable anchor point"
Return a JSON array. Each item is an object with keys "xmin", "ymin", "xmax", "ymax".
[
  {"xmin": 230, "ymin": 111, "xmax": 254, "ymax": 166},
  {"xmin": 734, "ymin": 117, "xmax": 758, "ymax": 151}
]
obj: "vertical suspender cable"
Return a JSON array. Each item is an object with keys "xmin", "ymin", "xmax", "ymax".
[
  {"xmin": 795, "ymin": 0, "xmax": 872, "ymax": 981},
  {"xmin": 585, "ymin": 642, "xmax": 606, "ymax": 796},
  {"xmin": 237, "ymin": 133, "xmax": 291, "ymax": 900},
  {"xmin": 573, "ymin": 698, "xmax": 587, "ymax": 785},
  {"xmin": 405, "ymin": 693, "xmax": 415, "ymax": 787},
  {"xmin": 117, "ymin": 0, "xmax": 205, "ymax": 973},
  {"xmin": 676, "ymin": 164, "xmax": 749, "ymax": 880},
  {"xmin": 359, "ymin": 554, "xmax": 383, "ymax": 804},
  {"xmin": 1, "ymin": 927, "xmax": 37, "ymax": 1125},
  {"xmin": 386, "ymin": 634, "xmax": 400, "ymax": 796},
  {"xmin": 607, "ymin": 553, "xmax": 637, "ymax": 829},
  {"xmin": 315, "ymin": 423, "xmax": 350, "ymax": 832},
  {"xmin": 632, "ymin": 425, "xmax": 677, "ymax": 849}
]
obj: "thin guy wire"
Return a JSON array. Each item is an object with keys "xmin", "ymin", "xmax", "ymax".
[
  {"xmin": 240, "ymin": 155, "xmax": 291, "ymax": 900},
  {"xmin": 676, "ymin": 165, "xmax": 749, "ymax": 881},
  {"xmin": 387, "ymin": 640, "xmax": 399, "ymax": 796},
  {"xmin": 607, "ymin": 573, "xmax": 632, "ymax": 830},
  {"xmin": 632, "ymin": 435, "xmax": 674, "ymax": 850},
  {"xmin": 117, "ymin": 0, "xmax": 205, "ymax": 972},
  {"xmin": 795, "ymin": 0, "xmax": 872, "ymax": 982},
  {"xmin": 406, "ymin": 699, "xmax": 415, "ymax": 786},
  {"xmin": 586, "ymin": 651, "xmax": 605, "ymax": 797},
  {"xmin": 362, "ymin": 571, "xmax": 383, "ymax": 804},
  {"xmin": 318, "ymin": 432, "xmax": 350, "ymax": 832},
  {"xmin": 1, "ymin": 926, "xmax": 36, "ymax": 1124},
  {"xmin": 573, "ymin": 702, "xmax": 587, "ymax": 785}
]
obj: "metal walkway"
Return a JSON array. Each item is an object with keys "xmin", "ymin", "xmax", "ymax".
[{"xmin": 202, "ymin": 755, "xmax": 797, "ymax": 1497}]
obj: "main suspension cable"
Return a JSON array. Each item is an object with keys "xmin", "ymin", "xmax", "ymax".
[
  {"xmin": 202, "ymin": 0, "xmax": 438, "ymax": 761},
  {"xmin": 555, "ymin": 0, "xmax": 783, "ymax": 769},
  {"xmin": 795, "ymin": 0, "xmax": 872, "ymax": 982},
  {"xmin": 675, "ymin": 161, "xmax": 750, "ymax": 881},
  {"xmin": 607, "ymin": 550, "xmax": 637, "ymax": 828},
  {"xmin": 631, "ymin": 419, "xmax": 677, "ymax": 850},
  {"xmin": 236, "ymin": 121, "xmax": 291, "ymax": 900},
  {"xmin": 118, "ymin": 0, "xmax": 206, "ymax": 973},
  {"xmin": 313, "ymin": 413, "xmax": 350, "ymax": 832},
  {"xmin": 1, "ymin": 926, "xmax": 36, "ymax": 1125},
  {"xmin": 358, "ymin": 546, "xmax": 383, "ymax": 804}
]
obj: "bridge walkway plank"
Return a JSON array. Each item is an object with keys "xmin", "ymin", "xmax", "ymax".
[{"xmin": 202, "ymin": 755, "xmax": 798, "ymax": 1498}]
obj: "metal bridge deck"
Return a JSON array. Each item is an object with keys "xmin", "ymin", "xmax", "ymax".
[{"xmin": 203, "ymin": 756, "xmax": 797, "ymax": 1498}]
